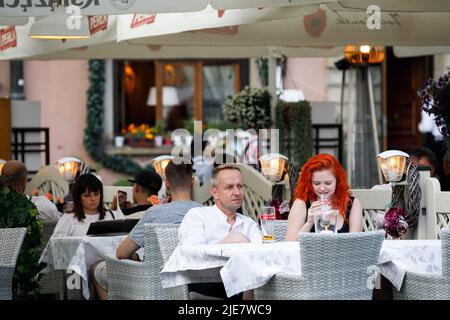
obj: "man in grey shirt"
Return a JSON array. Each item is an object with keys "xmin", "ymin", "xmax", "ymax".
[{"xmin": 90, "ymin": 161, "xmax": 202, "ymax": 300}]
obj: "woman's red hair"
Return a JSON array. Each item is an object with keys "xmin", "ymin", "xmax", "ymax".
[{"xmin": 294, "ymin": 154, "xmax": 350, "ymax": 220}]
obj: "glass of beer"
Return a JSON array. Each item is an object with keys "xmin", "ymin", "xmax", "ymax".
[{"xmin": 260, "ymin": 206, "xmax": 276, "ymax": 242}]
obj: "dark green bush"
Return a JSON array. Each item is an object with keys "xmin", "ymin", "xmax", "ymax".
[{"xmin": 0, "ymin": 177, "xmax": 44, "ymax": 299}]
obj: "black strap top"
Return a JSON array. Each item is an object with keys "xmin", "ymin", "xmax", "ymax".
[{"xmin": 305, "ymin": 196, "xmax": 354, "ymax": 233}]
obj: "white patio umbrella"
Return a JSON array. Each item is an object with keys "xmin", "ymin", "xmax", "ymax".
[
  {"xmin": 0, "ymin": 5, "xmax": 320, "ymax": 60},
  {"xmin": 0, "ymin": 0, "xmax": 336, "ymax": 17},
  {"xmin": 3, "ymin": 4, "xmax": 450, "ymax": 61},
  {"xmin": 328, "ymin": 0, "xmax": 450, "ymax": 12}
]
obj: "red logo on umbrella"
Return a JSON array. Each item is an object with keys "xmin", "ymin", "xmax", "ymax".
[
  {"xmin": 89, "ymin": 16, "xmax": 108, "ymax": 35},
  {"xmin": 304, "ymin": 8, "xmax": 327, "ymax": 37},
  {"xmin": 0, "ymin": 26, "xmax": 17, "ymax": 52},
  {"xmin": 131, "ymin": 14, "xmax": 157, "ymax": 29}
]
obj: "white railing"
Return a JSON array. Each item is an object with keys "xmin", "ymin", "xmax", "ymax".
[
  {"xmin": 350, "ymin": 189, "xmax": 392, "ymax": 232},
  {"xmin": 425, "ymin": 177, "xmax": 450, "ymax": 239}
]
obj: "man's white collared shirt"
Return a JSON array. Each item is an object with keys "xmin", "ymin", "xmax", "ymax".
[{"xmin": 179, "ymin": 204, "xmax": 262, "ymax": 245}]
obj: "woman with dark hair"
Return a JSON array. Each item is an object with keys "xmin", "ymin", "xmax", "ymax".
[
  {"xmin": 285, "ymin": 154, "xmax": 363, "ymax": 240},
  {"xmin": 52, "ymin": 174, "xmax": 114, "ymax": 237}
]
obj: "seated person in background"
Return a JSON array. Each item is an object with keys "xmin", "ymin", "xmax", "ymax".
[
  {"xmin": 285, "ymin": 154, "xmax": 363, "ymax": 240},
  {"xmin": 179, "ymin": 164, "xmax": 262, "ymax": 300},
  {"xmin": 440, "ymin": 149, "xmax": 450, "ymax": 191},
  {"xmin": 191, "ymin": 140, "xmax": 214, "ymax": 185},
  {"xmin": 52, "ymin": 174, "xmax": 115, "ymax": 237},
  {"xmin": 110, "ymin": 169, "xmax": 162, "ymax": 219},
  {"xmin": 409, "ymin": 147, "xmax": 439, "ymax": 178},
  {"xmin": 1, "ymin": 160, "xmax": 61, "ymax": 222},
  {"xmin": 90, "ymin": 161, "xmax": 203, "ymax": 300}
]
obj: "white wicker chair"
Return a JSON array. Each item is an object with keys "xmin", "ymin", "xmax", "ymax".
[
  {"xmin": 38, "ymin": 221, "xmax": 66, "ymax": 299},
  {"xmin": 24, "ymin": 165, "xmax": 69, "ymax": 201},
  {"xmin": 254, "ymin": 231, "xmax": 385, "ymax": 300},
  {"xmin": 350, "ymin": 189, "xmax": 392, "ymax": 232},
  {"xmin": 106, "ymin": 223, "xmax": 180, "ymax": 300},
  {"xmin": 155, "ymin": 225, "xmax": 189, "ymax": 300},
  {"xmin": 273, "ymin": 220, "xmax": 288, "ymax": 242},
  {"xmin": 0, "ymin": 228, "xmax": 26, "ymax": 300},
  {"xmin": 393, "ymin": 228, "xmax": 450, "ymax": 300}
]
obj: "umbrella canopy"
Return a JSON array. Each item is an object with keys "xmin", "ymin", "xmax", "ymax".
[
  {"xmin": 0, "ymin": 5, "xmax": 321, "ymax": 60},
  {"xmin": 3, "ymin": 4, "xmax": 450, "ymax": 61},
  {"xmin": 0, "ymin": 0, "xmax": 333, "ymax": 17}
]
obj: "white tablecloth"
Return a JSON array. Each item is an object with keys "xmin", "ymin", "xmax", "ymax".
[
  {"xmin": 40, "ymin": 235, "xmax": 127, "ymax": 299},
  {"xmin": 378, "ymin": 240, "xmax": 441, "ymax": 290},
  {"xmin": 161, "ymin": 240, "xmax": 442, "ymax": 297}
]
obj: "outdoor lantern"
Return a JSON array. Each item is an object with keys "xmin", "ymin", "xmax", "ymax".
[
  {"xmin": 152, "ymin": 155, "xmax": 174, "ymax": 181},
  {"xmin": 258, "ymin": 153, "xmax": 288, "ymax": 183},
  {"xmin": 344, "ymin": 45, "xmax": 385, "ymax": 65},
  {"xmin": 56, "ymin": 157, "xmax": 82, "ymax": 183},
  {"xmin": 377, "ymin": 150, "xmax": 409, "ymax": 182},
  {"xmin": 0, "ymin": 159, "xmax": 6, "ymax": 175},
  {"xmin": 29, "ymin": 5, "xmax": 90, "ymax": 40}
]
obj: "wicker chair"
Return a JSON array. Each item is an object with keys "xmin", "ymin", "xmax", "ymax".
[
  {"xmin": 155, "ymin": 225, "xmax": 189, "ymax": 300},
  {"xmin": 24, "ymin": 165, "xmax": 69, "ymax": 200},
  {"xmin": 273, "ymin": 220, "xmax": 288, "ymax": 242},
  {"xmin": 0, "ymin": 228, "xmax": 27, "ymax": 300},
  {"xmin": 254, "ymin": 231, "xmax": 385, "ymax": 300},
  {"xmin": 38, "ymin": 221, "xmax": 66, "ymax": 299},
  {"xmin": 393, "ymin": 228, "xmax": 450, "ymax": 300},
  {"xmin": 106, "ymin": 223, "xmax": 180, "ymax": 300}
]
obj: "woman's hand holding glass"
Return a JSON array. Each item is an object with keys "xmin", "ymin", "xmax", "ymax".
[{"xmin": 306, "ymin": 200, "xmax": 322, "ymax": 225}]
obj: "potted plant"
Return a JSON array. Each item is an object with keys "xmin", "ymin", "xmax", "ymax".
[
  {"xmin": 222, "ymin": 86, "xmax": 272, "ymax": 130},
  {"xmin": 122, "ymin": 123, "xmax": 155, "ymax": 147},
  {"xmin": 154, "ymin": 121, "xmax": 165, "ymax": 147}
]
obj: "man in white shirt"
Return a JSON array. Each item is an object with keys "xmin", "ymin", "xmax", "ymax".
[{"xmin": 179, "ymin": 164, "xmax": 262, "ymax": 299}]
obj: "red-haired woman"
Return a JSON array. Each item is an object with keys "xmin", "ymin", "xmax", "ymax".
[{"xmin": 285, "ymin": 154, "xmax": 363, "ymax": 240}]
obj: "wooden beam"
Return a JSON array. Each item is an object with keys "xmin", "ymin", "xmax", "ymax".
[
  {"xmin": 194, "ymin": 62, "xmax": 203, "ymax": 121},
  {"xmin": 234, "ymin": 63, "xmax": 241, "ymax": 93},
  {"xmin": 154, "ymin": 61, "xmax": 164, "ymax": 123},
  {"xmin": 0, "ymin": 98, "xmax": 11, "ymax": 160}
]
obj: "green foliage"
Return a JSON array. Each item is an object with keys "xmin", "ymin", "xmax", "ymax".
[
  {"xmin": 113, "ymin": 178, "xmax": 133, "ymax": 187},
  {"xmin": 275, "ymin": 100, "xmax": 313, "ymax": 168},
  {"xmin": 0, "ymin": 177, "xmax": 44, "ymax": 299},
  {"xmin": 206, "ymin": 120, "xmax": 239, "ymax": 131},
  {"xmin": 182, "ymin": 118, "xmax": 196, "ymax": 135},
  {"xmin": 84, "ymin": 60, "xmax": 142, "ymax": 176},
  {"xmin": 222, "ymin": 86, "xmax": 272, "ymax": 130}
]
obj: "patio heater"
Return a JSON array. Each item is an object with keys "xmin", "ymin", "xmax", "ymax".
[{"xmin": 343, "ymin": 45, "xmax": 385, "ymax": 188}]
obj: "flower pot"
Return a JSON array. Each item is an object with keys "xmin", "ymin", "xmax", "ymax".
[{"xmin": 126, "ymin": 137, "xmax": 154, "ymax": 148}]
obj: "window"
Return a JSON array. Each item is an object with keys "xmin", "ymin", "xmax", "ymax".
[{"xmin": 113, "ymin": 59, "xmax": 248, "ymax": 135}]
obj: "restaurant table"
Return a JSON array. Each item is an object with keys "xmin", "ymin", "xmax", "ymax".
[
  {"xmin": 161, "ymin": 240, "xmax": 442, "ymax": 297},
  {"xmin": 40, "ymin": 235, "xmax": 129, "ymax": 299}
]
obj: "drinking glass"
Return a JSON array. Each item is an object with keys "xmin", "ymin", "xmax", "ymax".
[
  {"xmin": 314, "ymin": 196, "xmax": 338, "ymax": 234},
  {"xmin": 314, "ymin": 209, "xmax": 338, "ymax": 234},
  {"xmin": 260, "ymin": 206, "xmax": 276, "ymax": 242}
]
